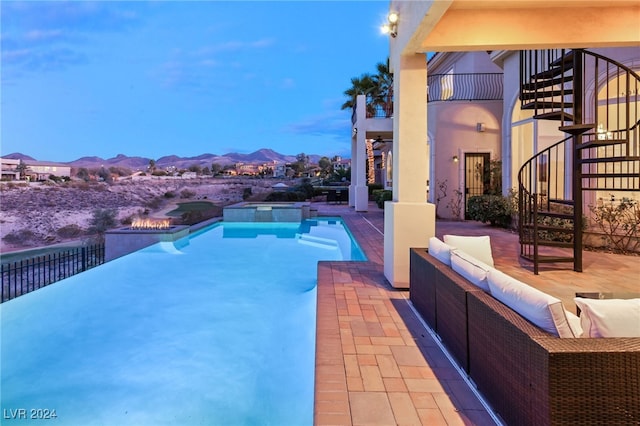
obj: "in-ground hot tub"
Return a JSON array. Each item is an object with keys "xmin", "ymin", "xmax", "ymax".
[{"xmin": 223, "ymin": 202, "xmax": 315, "ymax": 222}]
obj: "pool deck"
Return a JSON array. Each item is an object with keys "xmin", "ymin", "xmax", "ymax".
[{"xmin": 313, "ymin": 201, "xmax": 640, "ymax": 425}]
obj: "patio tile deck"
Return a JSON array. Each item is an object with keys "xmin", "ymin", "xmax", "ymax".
[{"xmin": 313, "ymin": 201, "xmax": 640, "ymax": 425}]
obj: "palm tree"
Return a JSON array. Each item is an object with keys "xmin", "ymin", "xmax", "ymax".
[
  {"xmin": 371, "ymin": 61, "xmax": 393, "ymax": 117},
  {"xmin": 341, "ymin": 59, "xmax": 393, "ymax": 118},
  {"xmin": 340, "ymin": 74, "xmax": 377, "ymax": 116},
  {"xmin": 15, "ymin": 159, "xmax": 30, "ymax": 180}
]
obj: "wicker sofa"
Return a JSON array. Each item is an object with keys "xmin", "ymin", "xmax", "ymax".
[{"xmin": 410, "ymin": 248, "xmax": 640, "ymax": 426}]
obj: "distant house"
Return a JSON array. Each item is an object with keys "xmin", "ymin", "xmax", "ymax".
[
  {"xmin": 1, "ymin": 158, "xmax": 21, "ymax": 180},
  {"xmin": 25, "ymin": 160, "xmax": 72, "ymax": 181},
  {"xmin": 332, "ymin": 156, "xmax": 351, "ymax": 171},
  {"xmin": 272, "ymin": 163, "xmax": 288, "ymax": 178},
  {"xmin": 0, "ymin": 157, "xmax": 71, "ymax": 181}
]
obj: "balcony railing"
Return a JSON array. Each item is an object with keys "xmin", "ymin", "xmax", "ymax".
[
  {"xmin": 351, "ymin": 73, "xmax": 503, "ymax": 124},
  {"xmin": 428, "ymin": 73, "xmax": 503, "ymax": 102},
  {"xmin": 366, "ymin": 99, "xmax": 393, "ymax": 118},
  {"xmin": 351, "ymin": 94, "xmax": 393, "ymax": 123}
]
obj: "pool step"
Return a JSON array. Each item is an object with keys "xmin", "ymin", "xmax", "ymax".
[{"xmin": 296, "ymin": 234, "xmax": 339, "ymax": 250}]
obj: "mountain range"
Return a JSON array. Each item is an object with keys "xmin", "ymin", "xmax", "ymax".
[{"xmin": 4, "ymin": 149, "xmax": 325, "ymax": 170}]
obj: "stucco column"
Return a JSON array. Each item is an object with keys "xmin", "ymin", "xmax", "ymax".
[
  {"xmin": 353, "ymin": 95, "xmax": 369, "ymax": 211},
  {"xmin": 384, "ymin": 53, "xmax": 435, "ymax": 288},
  {"xmin": 349, "ymin": 131, "xmax": 357, "ymax": 207}
]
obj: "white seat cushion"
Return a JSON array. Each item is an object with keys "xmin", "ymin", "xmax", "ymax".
[
  {"xmin": 428, "ymin": 237, "xmax": 453, "ymax": 266},
  {"xmin": 574, "ymin": 298, "xmax": 640, "ymax": 338},
  {"xmin": 450, "ymin": 249, "xmax": 492, "ymax": 292},
  {"xmin": 487, "ymin": 269, "xmax": 578, "ymax": 337},
  {"xmin": 443, "ymin": 234, "xmax": 494, "ymax": 267}
]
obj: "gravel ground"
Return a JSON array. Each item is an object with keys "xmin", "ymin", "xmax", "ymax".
[{"xmin": 0, "ymin": 177, "xmax": 278, "ymax": 252}]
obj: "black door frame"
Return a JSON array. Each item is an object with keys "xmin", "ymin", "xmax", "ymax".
[{"xmin": 464, "ymin": 152, "xmax": 491, "ymax": 219}]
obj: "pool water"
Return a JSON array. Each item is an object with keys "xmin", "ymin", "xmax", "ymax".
[{"xmin": 0, "ymin": 218, "xmax": 366, "ymax": 425}]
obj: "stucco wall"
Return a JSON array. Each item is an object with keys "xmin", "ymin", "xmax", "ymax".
[{"xmin": 428, "ymin": 99, "xmax": 503, "ymax": 219}]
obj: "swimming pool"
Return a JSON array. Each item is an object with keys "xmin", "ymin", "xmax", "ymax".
[{"xmin": 0, "ymin": 218, "xmax": 366, "ymax": 425}]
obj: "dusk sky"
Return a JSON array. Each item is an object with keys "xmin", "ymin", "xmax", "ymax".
[{"xmin": 1, "ymin": 1, "xmax": 392, "ymax": 162}]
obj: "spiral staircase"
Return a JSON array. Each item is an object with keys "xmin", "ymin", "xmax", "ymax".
[{"xmin": 518, "ymin": 49, "xmax": 640, "ymax": 274}]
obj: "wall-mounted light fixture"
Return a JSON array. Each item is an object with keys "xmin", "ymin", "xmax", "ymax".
[
  {"xmin": 381, "ymin": 12, "xmax": 398, "ymax": 37},
  {"xmin": 452, "ymin": 155, "xmax": 459, "ymax": 163},
  {"xmin": 352, "ymin": 127, "xmax": 358, "ymax": 135},
  {"xmin": 476, "ymin": 123, "xmax": 486, "ymax": 132}
]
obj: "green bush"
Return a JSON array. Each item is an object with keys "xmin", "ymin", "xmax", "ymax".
[
  {"xmin": 293, "ymin": 182, "xmax": 315, "ymax": 200},
  {"xmin": 57, "ymin": 224, "xmax": 84, "ymax": 239},
  {"xmin": 265, "ymin": 191, "xmax": 306, "ymax": 202},
  {"xmin": 467, "ymin": 195, "xmax": 513, "ymax": 228},
  {"xmin": 164, "ymin": 191, "xmax": 176, "ymax": 198},
  {"xmin": 87, "ymin": 208, "xmax": 118, "ymax": 234},
  {"xmin": 373, "ymin": 190, "xmax": 392, "ymax": 209},
  {"xmin": 589, "ymin": 197, "xmax": 639, "ymax": 254},
  {"xmin": 2, "ymin": 229, "xmax": 35, "ymax": 245},
  {"xmin": 367, "ymin": 183, "xmax": 384, "ymax": 199},
  {"xmin": 180, "ymin": 189, "xmax": 196, "ymax": 199},
  {"xmin": 242, "ymin": 187, "xmax": 252, "ymax": 200},
  {"xmin": 178, "ymin": 207, "xmax": 222, "ymax": 225}
]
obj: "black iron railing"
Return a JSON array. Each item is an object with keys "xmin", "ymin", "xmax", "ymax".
[
  {"xmin": 518, "ymin": 48, "xmax": 640, "ymax": 273},
  {"xmin": 351, "ymin": 94, "xmax": 393, "ymax": 123},
  {"xmin": 428, "ymin": 73, "xmax": 503, "ymax": 102},
  {"xmin": 1, "ymin": 244, "xmax": 105, "ymax": 303},
  {"xmin": 366, "ymin": 101, "xmax": 393, "ymax": 118}
]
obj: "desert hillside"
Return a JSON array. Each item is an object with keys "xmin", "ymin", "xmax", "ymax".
[{"xmin": 0, "ymin": 177, "xmax": 278, "ymax": 253}]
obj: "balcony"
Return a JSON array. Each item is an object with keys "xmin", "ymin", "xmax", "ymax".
[
  {"xmin": 428, "ymin": 73, "xmax": 503, "ymax": 102},
  {"xmin": 351, "ymin": 94, "xmax": 393, "ymax": 124}
]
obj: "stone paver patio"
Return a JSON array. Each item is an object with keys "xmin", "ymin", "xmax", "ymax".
[{"xmin": 312, "ymin": 201, "xmax": 640, "ymax": 425}]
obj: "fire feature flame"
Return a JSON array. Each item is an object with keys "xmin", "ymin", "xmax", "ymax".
[{"xmin": 130, "ymin": 218, "xmax": 172, "ymax": 230}]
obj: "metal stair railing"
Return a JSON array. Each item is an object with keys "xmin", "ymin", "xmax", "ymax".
[{"xmin": 518, "ymin": 48, "xmax": 640, "ymax": 274}]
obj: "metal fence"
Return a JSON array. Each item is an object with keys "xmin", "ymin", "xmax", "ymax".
[{"xmin": 1, "ymin": 244, "xmax": 105, "ymax": 303}]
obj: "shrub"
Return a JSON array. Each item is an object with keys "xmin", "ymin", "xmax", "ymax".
[
  {"xmin": 447, "ymin": 189, "xmax": 463, "ymax": 220},
  {"xmin": 589, "ymin": 197, "xmax": 640, "ymax": 254},
  {"xmin": 87, "ymin": 208, "xmax": 118, "ymax": 234},
  {"xmin": 2, "ymin": 229, "xmax": 35, "ymax": 245},
  {"xmin": 178, "ymin": 207, "xmax": 222, "ymax": 225},
  {"xmin": 293, "ymin": 182, "xmax": 315, "ymax": 200},
  {"xmin": 367, "ymin": 183, "xmax": 384, "ymax": 199},
  {"xmin": 242, "ymin": 187, "xmax": 252, "ymax": 200},
  {"xmin": 180, "ymin": 189, "xmax": 196, "ymax": 199},
  {"xmin": 145, "ymin": 196, "xmax": 163, "ymax": 210},
  {"xmin": 48, "ymin": 175, "xmax": 70, "ymax": 183},
  {"xmin": 467, "ymin": 195, "xmax": 513, "ymax": 227},
  {"xmin": 164, "ymin": 191, "xmax": 176, "ymax": 198},
  {"xmin": 70, "ymin": 181, "xmax": 91, "ymax": 191},
  {"xmin": 536, "ymin": 215, "xmax": 575, "ymax": 243},
  {"xmin": 120, "ymin": 214, "xmax": 135, "ymax": 225},
  {"xmin": 265, "ymin": 191, "xmax": 305, "ymax": 202},
  {"xmin": 57, "ymin": 224, "xmax": 84, "ymax": 239},
  {"xmin": 435, "ymin": 180, "xmax": 448, "ymax": 218},
  {"xmin": 373, "ymin": 190, "xmax": 392, "ymax": 209}
]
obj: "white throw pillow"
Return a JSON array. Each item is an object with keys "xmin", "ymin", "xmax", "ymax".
[
  {"xmin": 428, "ymin": 237, "xmax": 453, "ymax": 266},
  {"xmin": 574, "ymin": 298, "xmax": 640, "ymax": 338},
  {"xmin": 443, "ymin": 234, "xmax": 494, "ymax": 267},
  {"xmin": 450, "ymin": 249, "xmax": 492, "ymax": 291},
  {"xmin": 487, "ymin": 269, "xmax": 577, "ymax": 337}
]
